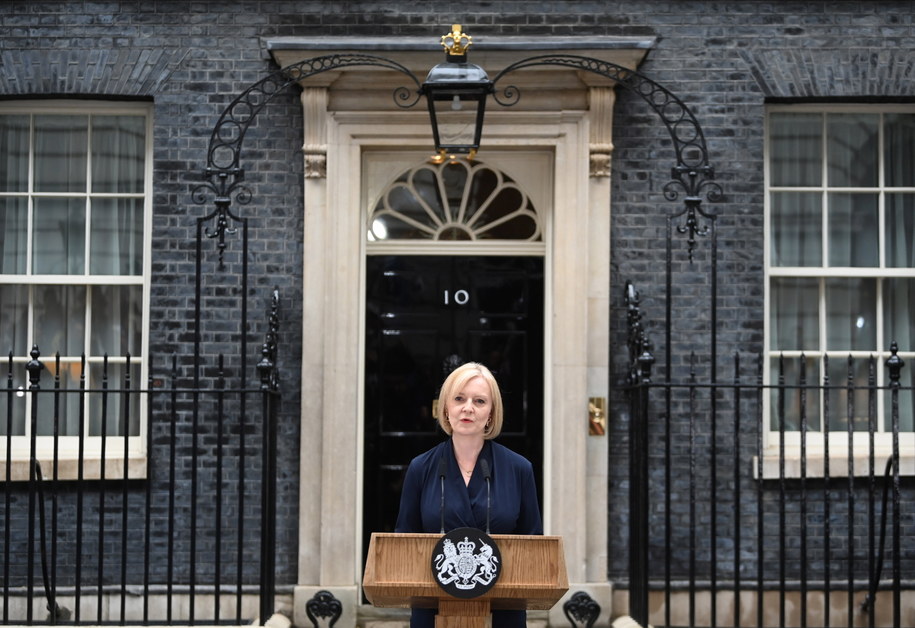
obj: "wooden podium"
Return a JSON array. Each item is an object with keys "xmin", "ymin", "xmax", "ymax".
[{"xmin": 363, "ymin": 533, "xmax": 569, "ymax": 628}]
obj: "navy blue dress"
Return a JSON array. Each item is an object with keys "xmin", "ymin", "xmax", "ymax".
[{"xmin": 394, "ymin": 440, "xmax": 543, "ymax": 628}]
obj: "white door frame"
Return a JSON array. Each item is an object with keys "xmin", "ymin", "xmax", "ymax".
[{"xmin": 270, "ymin": 40, "xmax": 651, "ymax": 626}]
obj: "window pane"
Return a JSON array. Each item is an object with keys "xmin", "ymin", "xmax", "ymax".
[
  {"xmin": 35, "ymin": 361, "xmax": 83, "ymax": 436},
  {"xmin": 88, "ymin": 361, "xmax": 140, "ymax": 437},
  {"xmin": 827, "ymin": 113, "xmax": 878, "ymax": 187},
  {"xmin": 884, "ymin": 278, "xmax": 914, "ymax": 351},
  {"xmin": 825, "ymin": 278, "xmax": 876, "ymax": 351},
  {"xmin": 0, "ymin": 196, "xmax": 28, "ymax": 274},
  {"xmin": 886, "ymin": 193, "xmax": 915, "ymax": 267},
  {"xmin": 375, "ymin": 185, "xmax": 436, "ymax": 239},
  {"xmin": 474, "ymin": 186, "xmax": 538, "ymax": 240},
  {"xmin": 90, "ymin": 198, "xmax": 144, "ymax": 275},
  {"xmin": 91, "ymin": 285, "xmax": 142, "ymax": 356},
  {"xmin": 826, "ymin": 356, "xmax": 873, "ymax": 432},
  {"xmin": 369, "ymin": 212, "xmax": 422, "ymax": 240},
  {"xmin": 885, "ymin": 368, "xmax": 913, "ymax": 433},
  {"xmin": 442, "ymin": 162, "xmax": 471, "ymax": 215},
  {"xmin": 0, "ymin": 366, "xmax": 26, "ymax": 436},
  {"xmin": 770, "ymin": 277, "xmax": 819, "ymax": 351},
  {"xmin": 0, "ymin": 285, "xmax": 28, "ymax": 356},
  {"xmin": 770, "ymin": 191, "xmax": 821, "ymax": 266},
  {"xmin": 770, "ymin": 356, "xmax": 820, "ymax": 431},
  {"xmin": 827, "ymin": 193, "xmax": 878, "ymax": 267},
  {"xmin": 34, "ymin": 115, "xmax": 88, "ymax": 193},
  {"xmin": 92, "ymin": 115, "xmax": 145, "ymax": 194},
  {"xmin": 33, "ymin": 197, "xmax": 86, "ymax": 274},
  {"xmin": 33, "ymin": 285, "xmax": 86, "ymax": 355},
  {"xmin": 417, "ymin": 166, "xmax": 449, "ymax": 220},
  {"xmin": 0, "ymin": 115, "xmax": 30, "ymax": 192},
  {"xmin": 770, "ymin": 112, "xmax": 822, "ymax": 187},
  {"xmin": 885, "ymin": 113, "xmax": 915, "ymax": 187}
]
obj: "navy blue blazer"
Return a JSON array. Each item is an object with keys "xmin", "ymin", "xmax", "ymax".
[{"xmin": 394, "ymin": 439, "xmax": 543, "ymax": 628}]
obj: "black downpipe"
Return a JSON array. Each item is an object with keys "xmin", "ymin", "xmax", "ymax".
[
  {"xmin": 799, "ymin": 357, "xmax": 808, "ymax": 628},
  {"xmin": 3, "ymin": 354, "xmax": 13, "ymax": 624},
  {"xmin": 861, "ymin": 455, "xmax": 896, "ymax": 616},
  {"xmin": 74, "ymin": 355, "xmax": 87, "ymax": 622},
  {"xmin": 166, "ymin": 354, "xmax": 178, "ymax": 623},
  {"xmin": 822, "ymin": 356, "xmax": 832, "ymax": 628},
  {"xmin": 754, "ymin": 355, "xmax": 764, "ymax": 628},
  {"xmin": 688, "ymin": 354, "xmax": 697, "ymax": 628},
  {"xmin": 776, "ymin": 355, "xmax": 786, "ymax": 628},
  {"xmin": 732, "ymin": 353, "xmax": 741, "ymax": 628},
  {"xmin": 120, "ymin": 356, "xmax": 132, "ymax": 623},
  {"xmin": 33, "ymin": 461, "xmax": 69, "ymax": 623},
  {"xmin": 215, "ymin": 355, "xmax": 226, "ymax": 623},
  {"xmin": 96, "ymin": 356, "xmax": 109, "ymax": 624},
  {"xmin": 846, "ymin": 357, "xmax": 856, "ymax": 625}
]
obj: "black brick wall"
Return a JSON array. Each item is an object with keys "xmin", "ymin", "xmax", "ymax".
[{"xmin": 1, "ymin": 0, "xmax": 913, "ymax": 590}]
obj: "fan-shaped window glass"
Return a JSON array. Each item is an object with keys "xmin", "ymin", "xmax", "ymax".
[{"xmin": 367, "ymin": 160, "xmax": 542, "ymax": 242}]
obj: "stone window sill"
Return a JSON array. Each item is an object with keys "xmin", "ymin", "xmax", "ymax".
[
  {"xmin": 0, "ymin": 455, "xmax": 148, "ymax": 482},
  {"xmin": 755, "ymin": 448, "xmax": 914, "ymax": 480}
]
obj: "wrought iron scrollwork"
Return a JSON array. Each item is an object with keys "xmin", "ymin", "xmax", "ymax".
[
  {"xmin": 625, "ymin": 281, "xmax": 654, "ymax": 385},
  {"xmin": 562, "ymin": 591, "xmax": 601, "ymax": 628},
  {"xmin": 191, "ymin": 169, "xmax": 247, "ymax": 266},
  {"xmin": 257, "ymin": 287, "xmax": 281, "ymax": 392},
  {"xmin": 195, "ymin": 54, "xmax": 422, "ymax": 264},
  {"xmin": 196, "ymin": 51, "xmax": 720, "ymax": 264},
  {"xmin": 304, "ymin": 590, "xmax": 343, "ymax": 628},
  {"xmin": 492, "ymin": 54, "xmax": 722, "ymax": 257},
  {"xmin": 205, "ymin": 54, "xmax": 420, "ymax": 176}
]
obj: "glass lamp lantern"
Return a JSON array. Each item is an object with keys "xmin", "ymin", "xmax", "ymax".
[{"xmin": 421, "ymin": 25, "xmax": 493, "ymax": 162}]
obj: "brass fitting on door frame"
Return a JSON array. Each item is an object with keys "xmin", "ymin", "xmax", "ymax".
[{"xmin": 588, "ymin": 397, "xmax": 606, "ymax": 436}]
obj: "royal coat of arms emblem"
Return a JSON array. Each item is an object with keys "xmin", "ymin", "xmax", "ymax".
[{"xmin": 430, "ymin": 527, "xmax": 501, "ymax": 599}]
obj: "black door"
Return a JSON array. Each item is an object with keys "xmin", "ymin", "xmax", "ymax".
[{"xmin": 363, "ymin": 255, "xmax": 544, "ymax": 556}]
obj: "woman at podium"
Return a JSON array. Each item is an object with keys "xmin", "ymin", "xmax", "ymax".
[{"xmin": 395, "ymin": 361, "xmax": 543, "ymax": 628}]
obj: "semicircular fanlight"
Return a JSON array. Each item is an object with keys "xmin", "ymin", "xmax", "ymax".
[{"xmin": 367, "ymin": 160, "xmax": 542, "ymax": 242}]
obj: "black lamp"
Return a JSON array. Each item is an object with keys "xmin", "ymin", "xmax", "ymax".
[{"xmin": 421, "ymin": 25, "xmax": 493, "ymax": 162}]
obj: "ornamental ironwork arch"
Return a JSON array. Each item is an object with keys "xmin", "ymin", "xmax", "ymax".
[
  {"xmin": 191, "ymin": 49, "xmax": 725, "ymax": 628},
  {"xmin": 193, "ymin": 52, "xmax": 722, "ymax": 263}
]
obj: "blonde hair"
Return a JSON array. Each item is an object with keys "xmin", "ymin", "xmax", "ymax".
[{"xmin": 436, "ymin": 362, "xmax": 504, "ymax": 439}]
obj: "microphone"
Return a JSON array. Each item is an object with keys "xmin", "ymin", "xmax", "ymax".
[
  {"xmin": 438, "ymin": 455, "xmax": 448, "ymax": 534},
  {"xmin": 479, "ymin": 458, "xmax": 491, "ymax": 534}
]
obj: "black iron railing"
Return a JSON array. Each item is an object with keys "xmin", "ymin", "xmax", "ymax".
[
  {"xmin": 623, "ymin": 282, "xmax": 913, "ymax": 628},
  {"xmin": 0, "ymin": 291, "xmax": 279, "ymax": 625}
]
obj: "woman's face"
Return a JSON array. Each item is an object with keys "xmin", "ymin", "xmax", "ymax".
[{"xmin": 445, "ymin": 375, "xmax": 492, "ymax": 439}]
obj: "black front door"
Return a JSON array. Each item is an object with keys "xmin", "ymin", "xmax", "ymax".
[{"xmin": 362, "ymin": 254, "xmax": 544, "ymax": 556}]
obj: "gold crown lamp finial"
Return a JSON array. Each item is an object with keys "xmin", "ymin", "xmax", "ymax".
[{"xmin": 441, "ymin": 24, "xmax": 472, "ymax": 56}]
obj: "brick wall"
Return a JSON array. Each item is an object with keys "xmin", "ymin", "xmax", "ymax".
[{"xmin": 1, "ymin": 0, "xmax": 913, "ymax": 589}]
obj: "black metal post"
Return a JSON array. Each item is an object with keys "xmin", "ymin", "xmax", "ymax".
[
  {"xmin": 26, "ymin": 346, "xmax": 43, "ymax": 624},
  {"xmin": 625, "ymin": 283, "xmax": 653, "ymax": 627},
  {"xmin": 257, "ymin": 289, "xmax": 280, "ymax": 624},
  {"xmin": 885, "ymin": 344, "xmax": 904, "ymax": 628}
]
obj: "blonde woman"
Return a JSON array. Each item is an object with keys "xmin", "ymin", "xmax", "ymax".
[{"xmin": 395, "ymin": 362, "xmax": 542, "ymax": 628}]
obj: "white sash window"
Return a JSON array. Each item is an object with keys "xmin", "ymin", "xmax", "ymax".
[
  {"xmin": 0, "ymin": 101, "xmax": 151, "ymax": 472},
  {"xmin": 765, "ymin": 105, "xmax": 915, "ymax": 468}
]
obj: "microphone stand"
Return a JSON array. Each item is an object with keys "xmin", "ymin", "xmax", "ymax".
[
  {"xmin": 438, "ymin": 455, "xmax": 448, "ymax": 534},
  {"xmin": 480, "ymin": 458, "xmax": 491, "ymax": 534}
]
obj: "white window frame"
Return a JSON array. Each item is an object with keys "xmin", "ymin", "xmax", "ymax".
[
  {"xmin": 762, "ymin": 103, "xmax": 915, "ymax": 478},
  {"xmin": 0, "ymin": 100, "xmax": 152, "ymax": 481}
]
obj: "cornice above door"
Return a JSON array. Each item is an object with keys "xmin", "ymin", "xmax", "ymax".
[{"xmin": 264, "ymin": 34, "xmax": 656, "ymax": 111}]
